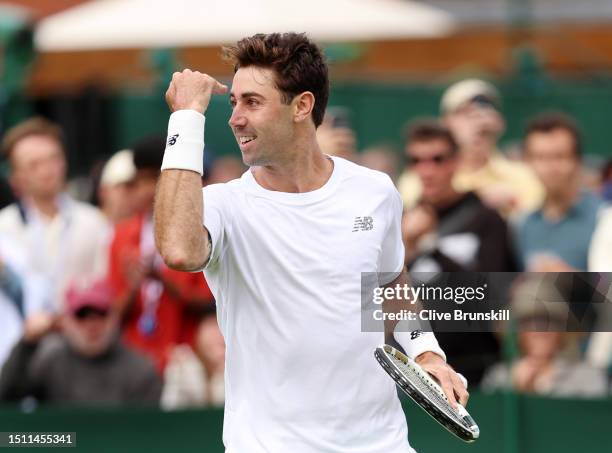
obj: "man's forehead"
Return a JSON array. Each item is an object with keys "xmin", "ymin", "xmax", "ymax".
[
  {"xmin": 527, "ymin": 129, "xmax": 574, "ymax": 148},
  {"xmin": 12, "ymin": 134, "xmax": 62, "ymax": 160},
  {"xmin": 230, "ymin": 66, "xmax": 277, "ymax": 97},
  {"xmin": 409, "ymin": 139, "xmax": 452, "ymax": 153}
]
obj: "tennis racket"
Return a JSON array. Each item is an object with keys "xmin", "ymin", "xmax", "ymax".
[{"xmin": 374, "ymin": 344, "xmax": 480, "ymax": 442}]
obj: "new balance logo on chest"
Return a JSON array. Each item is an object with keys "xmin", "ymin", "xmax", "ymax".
[{"xmin": 352, "ymin": 216, "xmax": 374, "ymax": 232}]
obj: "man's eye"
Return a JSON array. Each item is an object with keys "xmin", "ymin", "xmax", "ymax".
[{"xmin": 247, "ymin": 99, "xmax": 259, "ymax": 106}]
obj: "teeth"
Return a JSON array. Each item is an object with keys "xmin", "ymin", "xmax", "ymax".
[{"xmin": 239, "ymin": 136, "xmax": 255, "ymax": 144}]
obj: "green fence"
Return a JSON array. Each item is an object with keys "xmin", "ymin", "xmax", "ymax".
[
  {"xmin": 108, "ymin": 77, "xmax": 612, "ymax": 165},
  {"xmin": 1, "ymin": 392, "xmax": 611, "ymax": 453}
]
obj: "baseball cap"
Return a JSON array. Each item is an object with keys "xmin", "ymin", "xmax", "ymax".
[
  {"xmin": 440, "ymin": 79, "xmax": 501, "ymax": 114},
  {"xmin": 100, "ymin": 149, "xmax": 136, "ymax": 187},
  {"xmin": 65, "ymin": 279, "xmax": 115, "ymax": 315}
]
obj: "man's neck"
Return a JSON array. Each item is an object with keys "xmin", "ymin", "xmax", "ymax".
[
  {"xmin": 252, "ymin": 136, "xmax": 333, "ymax": 193},
  {"xmin": 542, "ymin": 184, "xmax": 579, "ymax": 221},
  {"xmin": 29, "ymin": 195, "xmax": 61, "ymax": 219}
]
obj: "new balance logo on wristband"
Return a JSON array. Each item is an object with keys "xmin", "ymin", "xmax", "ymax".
[
  {"xmin": 410, "ymin": 330, "xmax": 423, "ymax": 340},
  {"xmin": 167, "ymin": 134, "xmax": 179, "ymax": 146}
]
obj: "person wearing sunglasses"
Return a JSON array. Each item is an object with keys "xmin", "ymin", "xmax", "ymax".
[
  {"xmin": 0, "ymin": 279, "xmax": 161, "ymax": 406},
  {"xmin": 402, "ymin": 119, "xmax": 516, "ymax": 385},
  {"xmin": 398, "ymin": 79, "xmax": 544, "ymax": 218}
]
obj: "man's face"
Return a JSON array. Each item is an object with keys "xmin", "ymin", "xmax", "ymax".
[
  {"xmin": 444, "ymin": 103, "xmax": 504, "ymax": 154},
  {"xmin": 407, "ymin": 138, "xmax": 457, "ymax": 204},
  {"xmin": 99, "ymin": 181, "xmax": 136, "ymax": 223},
  {"xmin": 10, "ymin": 135, "xmax": 66, "ymax": 199},
  {"xmin": 525, "ymin": 128, "xmax": 579, "ymax": 195},
  {"xmin": 62, "ymin": 308, "xmax": 117, "ymax": 358},
  {"xmin": 519, "ymin": 331, "xmax": 563, "ymax": 360},
  {"xmin": 228, "ymin": 66, "xmax": 295, "ymax": 166}
]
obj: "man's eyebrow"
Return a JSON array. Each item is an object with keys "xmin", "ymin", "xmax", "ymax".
[{"xmin": 229, "ymin": 92, "xmax": 265, "ymax": 99}]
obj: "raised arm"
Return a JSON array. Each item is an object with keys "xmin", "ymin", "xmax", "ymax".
[{"xmin": 154, "ymin": 70, "xmax": 227, "ymax": 271}]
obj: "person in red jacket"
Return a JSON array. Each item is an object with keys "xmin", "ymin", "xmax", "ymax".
[{"xmin": 108, "ymin": 136, "xmax": 214, "ymax": 372}]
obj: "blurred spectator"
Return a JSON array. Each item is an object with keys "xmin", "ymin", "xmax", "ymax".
[
  {"xmin": 161, "ymin": 310, "xmax": 225, "ymax": 409},
  {"xmin": 0, "ymin": 279, "xmax": 161, "ymax": 406},
  {"xmin": 482, "ymin": 277, "xmax": 607, "ymax": 398},
  {"xmin": 517, "ymin": 113, "xmax": 604, "ymax": 271},
  {"xmin": 316, "ymin": 107, "xmax": 357, "ymax": 161},
  {"xmin": 600, "ymin": 158, "xmax": 612, "ymax": 202},
  {"xmin": 0, "ymin": 236, "xmax": 50, "ymax": 369},
  {"xmin": 109, "ymin": 136, "xmax": 215, "ymax": 372},
  {"xmin": 206, "ymin": 155, "xmax": 247, "ymax": 185},
  {"xmin": 0, "ymin": 117, "xmax": 109, "ymax": 308},
  {"xmin": 398, "ymin": 79, "xmax": 544, "ymax": 216},
  {"xmin": 402, "ymin": 119, "xmax": 515, "ymax": 385},
  {"xmin": 359, "ymin": 145, "xmax": 401, "ymax": 183},
  {"xmin": 402, "ymin": 119, "xmax": 516, "ymax": 272},
  {"xmin": 97, "ymin": 149, "xmax": 137, "ymax": 225}
]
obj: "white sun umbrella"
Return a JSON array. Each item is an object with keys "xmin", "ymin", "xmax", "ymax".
[{"xmin": 35, "ymin": 0, "xmax": 455, "ymax": 51}]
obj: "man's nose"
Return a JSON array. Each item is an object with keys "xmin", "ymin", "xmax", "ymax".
[{"xmin": 229, "ymin": 106, "xmax": 247, "ymax": 128}]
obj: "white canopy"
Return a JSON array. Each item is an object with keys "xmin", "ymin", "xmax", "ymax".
[{"xmin": 35, "ymin": 0, "xmax": 455, "ymax": 51}]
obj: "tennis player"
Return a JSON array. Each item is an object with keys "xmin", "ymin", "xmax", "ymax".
[{"xmin": 155, "ymin": 32, "xmax": 468, "ymax": 453}]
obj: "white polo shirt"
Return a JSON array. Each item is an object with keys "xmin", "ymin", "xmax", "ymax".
[
  {"xmin": 203, "ymin": 156, "xmax": 416, "ymax": 453},
  {"xmin": 0, "ymin": 195, "xmax": 110, "ymax": 309}
]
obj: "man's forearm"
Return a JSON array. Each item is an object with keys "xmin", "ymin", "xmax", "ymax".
[
  {"xmin": 155, "ymin": 71, "xmax": 228, "ymax": 271},
  {"xmin": 154, "ymin": 169, "xmax": 209, "ymax": 271},
  {"xmin": 382, "ymin": 272, "xmax": 446, "ymax": 361}
]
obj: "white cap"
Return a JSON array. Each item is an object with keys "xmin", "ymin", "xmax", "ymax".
[
  {"xmin": 440, "ymin": 79, "xmax": 500, "ymax": 114},
  {"xmin": 100, "ymin": 149, "xmax": 136, "ymax": 187}
]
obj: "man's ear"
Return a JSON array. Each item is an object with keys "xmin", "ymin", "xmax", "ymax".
[{"xmin": 293, "ymin": 92, "xmax": 315, "ymax": 123}]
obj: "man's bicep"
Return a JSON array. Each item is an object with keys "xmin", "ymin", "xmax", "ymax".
[{"xmin": 201, "ymin": 190, "xmax": 228, "ymax": 270}]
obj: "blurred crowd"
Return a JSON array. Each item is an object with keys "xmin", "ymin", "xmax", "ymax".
[{"xmin": 1, "ymin": 77, "xmax": 612, "ymax": 409}]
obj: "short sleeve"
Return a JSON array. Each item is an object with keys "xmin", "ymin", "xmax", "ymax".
[
  {"xmin": 202, "ymin": 184, "xmax": 231, "ymax": 269},
  {"xmin": 378, "ymin": 183, "xmax": 405, "ymax": 284}
]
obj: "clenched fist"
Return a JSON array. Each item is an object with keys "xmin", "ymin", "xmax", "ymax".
[
  {"xmin": 23, "ymin": 311, "xmax": 58, "ymax": 344},
  {"xmin": 165, "ymin": 69, "xmax": 228, "ymax": 114}
]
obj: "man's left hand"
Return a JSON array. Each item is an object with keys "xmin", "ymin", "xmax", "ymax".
[{"xmin": 415, "ymin": 351, "xmax": 469, "ymax": 409}]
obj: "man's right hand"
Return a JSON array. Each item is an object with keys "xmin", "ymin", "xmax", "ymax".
[
  {"xmin": 23, "ymin": 311, "xmax": 57, "ymax": 344},
  {"xmin": 165, "ymin": 69, "xmax": 228, "ymax": 114},
  {"xmin": 402, "ymin": 205, "xmax": 437, "ymax": 245}
]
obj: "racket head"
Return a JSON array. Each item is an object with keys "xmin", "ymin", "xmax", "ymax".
[{"xmin": 375, "ymin": 344, "xmax": 480, "ymax": 443}]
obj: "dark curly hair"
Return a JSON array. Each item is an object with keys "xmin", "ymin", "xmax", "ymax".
[{"xmin": 223, "ymin": 32, "xmax": 329, "ymax": 127}]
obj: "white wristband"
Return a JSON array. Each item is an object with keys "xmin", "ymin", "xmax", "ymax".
[
  {"xmin": 394, "ymin": 328, "xmax": 446, "ymax": 362},
  {"xmin": 161, "ymin": 110, "xmax": 205, "ymax": 175}
]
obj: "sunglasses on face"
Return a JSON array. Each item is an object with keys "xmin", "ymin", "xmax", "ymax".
[
  {"xmin": 408, "ymin": 153, "xmax": 454, "ymax": 166},
  {"xmin": 73, "ymin": 306, "xmax": 109, "ymax": 321}
]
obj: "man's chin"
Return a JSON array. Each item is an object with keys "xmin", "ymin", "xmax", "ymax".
[{"xmin": 241, "ymin": 152, "xmax": 270, "ymax": 168}]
